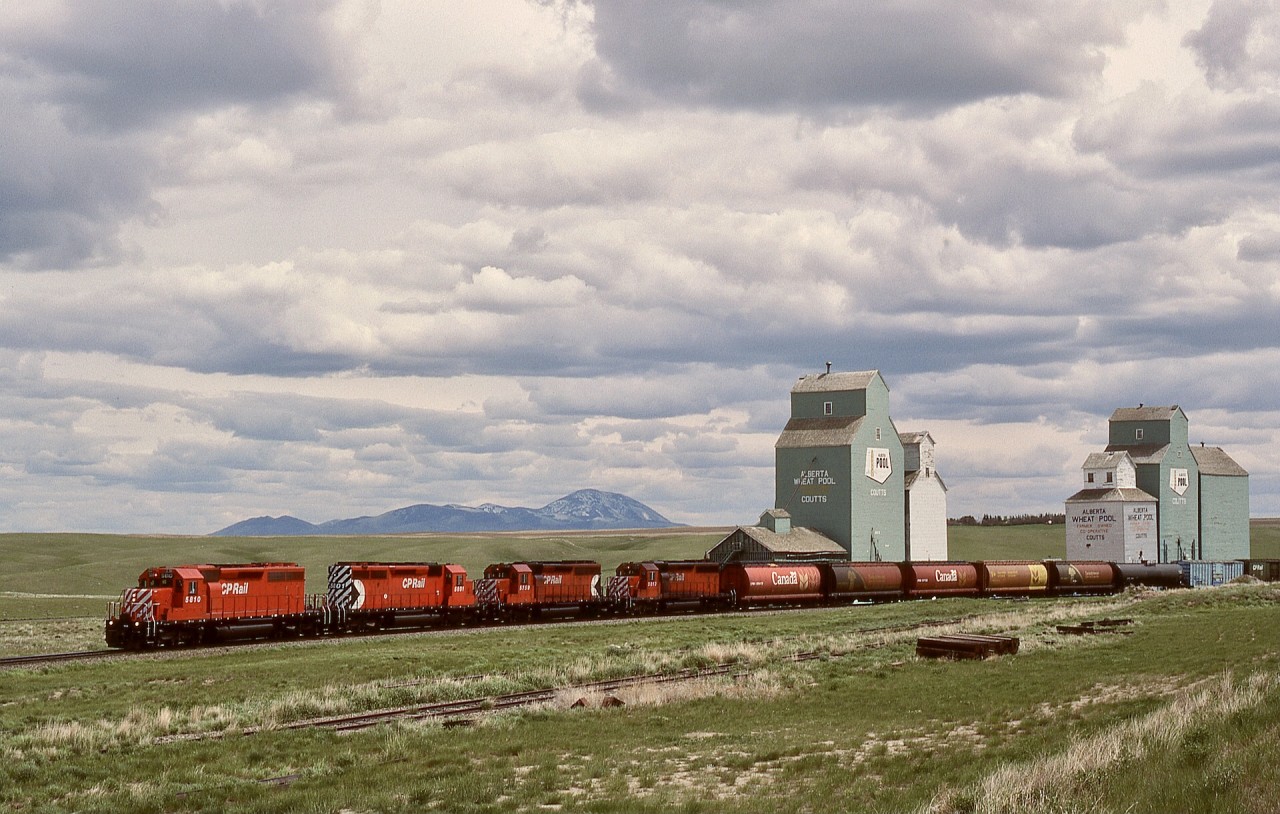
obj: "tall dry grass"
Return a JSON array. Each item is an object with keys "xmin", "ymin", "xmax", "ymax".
[{"xmin": 923, "ymin": 668, "xmax": 1280, "ymax": 814}]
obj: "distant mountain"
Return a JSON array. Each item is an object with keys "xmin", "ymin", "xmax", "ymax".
[{"xmin": 211, "ymin": 489, "xmax": 682, "ymax": 536}]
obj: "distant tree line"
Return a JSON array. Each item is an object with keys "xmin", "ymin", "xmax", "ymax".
[{"xmin": 948, "ymin": 513, "xmax": 1066, "ymax": 527}]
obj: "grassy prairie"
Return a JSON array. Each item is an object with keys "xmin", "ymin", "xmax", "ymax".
[
  {"xmin": 2, "ymin": 583, "xmax": 1278, "ymax": 812},
  {"xmin": 1249, "ymin": 518, "xmax": 1280, "ymax": 559},
  {"xmin": 2, "ymin": 521, "xmax": 1276, "ymax": 653},
  {"xmin": 944, "ymin": 523, "xmax": 1066, "ymax": 561}
]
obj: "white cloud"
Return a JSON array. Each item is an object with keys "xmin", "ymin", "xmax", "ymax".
[{"xmin": 0, "ymin": 0, "xmax": 1277, "ymax": 533}]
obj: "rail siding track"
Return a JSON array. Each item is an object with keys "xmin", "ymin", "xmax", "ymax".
[
  {"xmin": 172, "ymin": 657, "xmax": 818, "ymax": 743},
  {"xmin": 0, "ymin": 650, "xmax": 118, "ymax": 669},
  {"xmin": 284, "ymin": 620, "xmax": 970, "ymax": 734},
  {"xmin": 161, "ymin": 620, "xmax": 971, "ymax": 744}
]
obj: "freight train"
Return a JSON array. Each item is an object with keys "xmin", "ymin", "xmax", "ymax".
[{"xmin": 104, "ymin": 557, "xmax": 1189, "ymax": 649}]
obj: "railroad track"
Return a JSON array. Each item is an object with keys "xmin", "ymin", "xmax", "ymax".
[
  {"xmin": 0, "ymin": 649, "xmax": 118, "ymax": 669},
  {"xmin": 263, "ymin": 652, "xmax": 839, "ymax": 735},
  {"xmin": 5, "ymin": 613, "xmax": 965, "ymax": 674}
]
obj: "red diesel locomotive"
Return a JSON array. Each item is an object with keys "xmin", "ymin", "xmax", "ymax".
[
  {"xmin": 105, "ymin": 557, "xmax": 1187, "ymax": 649},
  {"xmin": 106, "ymin": 562, "xmax": 311, "ymax": 648}
]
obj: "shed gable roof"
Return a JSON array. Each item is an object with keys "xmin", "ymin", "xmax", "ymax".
[
  {"xmin": 729, "ymin": 524, "xmax": 846, "ymax": 555},
  {"xmin": 1191, "ymin": 445, "xmax": 1248, "ymax": 477},
  {"xmin": 1104, "ymin": 443, "xmax": 1170, "ymax": 464},
  {"xmin": 1065, "ymin": 486, "xmax": 1157, "ymax": 503},
  {"xmin": 1083, "ymin": 451, "xmax": 1132, "ymax": 469}
]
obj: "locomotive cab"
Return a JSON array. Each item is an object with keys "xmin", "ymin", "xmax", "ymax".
[
  {"xmin": 442, "ymin": 563, "xmax": 476, "ymax": 608},
  {"xmin": 610, "ymin": 562, "xmax": 662, "ymax": 605}
]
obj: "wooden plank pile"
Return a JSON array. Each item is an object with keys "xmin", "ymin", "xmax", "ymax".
[
  {"xmin": 915, "ymin": 633, "xmax": 1020, "ymax": 660},
  {"xmin": 1054, "ymin": 618, "xmax": 1134, "ymax": 636}
]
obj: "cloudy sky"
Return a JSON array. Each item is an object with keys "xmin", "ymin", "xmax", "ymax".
[{"xmin": 2, "ymin": 0, "xmax": 1278, "ymax": 534}]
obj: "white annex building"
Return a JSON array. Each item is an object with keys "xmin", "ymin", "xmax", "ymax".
[
  {"xmin": 1064, "ymin": 450, "xmax": 1158, "ymax": 562},
  {"xmin": 901, "ymin": 431, "xmax": 948, "ymax": 561}
]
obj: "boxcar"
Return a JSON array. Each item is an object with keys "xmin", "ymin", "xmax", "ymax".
[
  {"xmin": 1178, "ymin": 560, "xmax": 1243, "ymax": 588},
  {"xmin": 1239, "ymin": 559, "xmax": 1280, "ymax": 582}
]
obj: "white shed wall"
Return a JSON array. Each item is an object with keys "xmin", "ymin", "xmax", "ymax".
[{"xmin": 906, "ymin": 476, "xmax": 948, "ymax": 561}]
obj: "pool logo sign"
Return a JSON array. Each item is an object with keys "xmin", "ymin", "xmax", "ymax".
[
  {"xmin": 1169, "ymin": 468, "xmax": 1189, "ymax": 496},
  {"xmin": 865, "ymin": 447, "xmax": 892, "ymax": 484}
]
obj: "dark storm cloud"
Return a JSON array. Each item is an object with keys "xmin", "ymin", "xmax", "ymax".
[
  {"xmin": 0, "ymin": 1, "xmax": 350, "ymax": 268},
  {"xmin": 10, "ymin": 0, "xmax": 346, "ymax": 130},
  {"xmin": 1075, "ymin": 87, "xmax": 1280, "ymax": 181},
  {"xmin": 578, "ymin": 1, "xmax": 1132, "ymax": 112},
  {"xmin": 0, "ymin": 83, "xmax": 154, "ymax": 268}
]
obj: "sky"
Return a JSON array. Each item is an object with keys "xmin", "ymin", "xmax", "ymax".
[{"xmin": 2, "ymin": 0, "xmax": 1278, "ymax": 535}]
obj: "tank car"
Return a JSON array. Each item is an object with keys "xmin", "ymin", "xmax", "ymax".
[
  {"xmin": 976, "ymin": 561, "xmax": 1050, "ymax": 596},
  {"xmin": 1112, "ymin": 562, "xmax": 1186, "ymax": 589},
  {"xmin": 900, "ymin": 562, "xmax": 980, "ymax": 598},
  {"xmin": 1044, "ymin": 560, "xmax": 1117, "ymax": 595},
  {"xmin": 821, "ymin": 562, "xmax": 906, "ymax": 601},
  {"xmin": 720, "ymin": 563, "xmax": 824, "ymax": 606}
]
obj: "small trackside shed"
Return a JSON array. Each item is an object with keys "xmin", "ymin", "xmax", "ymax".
[{"xmin": 706, "ymin": 509, "xmax": 846, "ymax": 564}]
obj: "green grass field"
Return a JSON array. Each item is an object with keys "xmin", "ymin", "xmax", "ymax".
[
  {"xmin": 2, "ymin": 524, "xmax": 1279, "ymax": 812},
  {"xmin": 3, "ymin": 583, "xmax": 1279, "ymax": 813}
]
